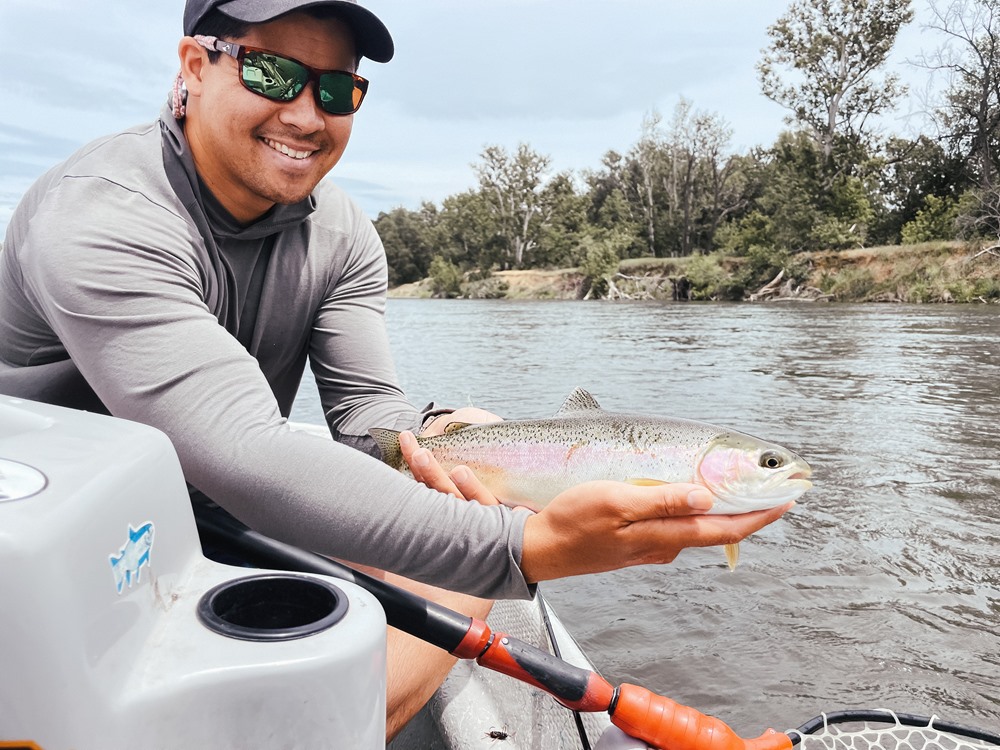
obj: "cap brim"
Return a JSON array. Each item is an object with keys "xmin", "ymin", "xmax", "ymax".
[{"xmin": 214, "ymin": 0, "xmax": 394, "ymax": 62}]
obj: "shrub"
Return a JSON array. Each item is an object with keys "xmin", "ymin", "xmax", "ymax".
[
  {"xmin": 900, "ymin": 195, "xmax": 960, "ymax": 243},
  {"xmin": 428, "ymin": 255, "xmax": 463, "ymax": 298}
]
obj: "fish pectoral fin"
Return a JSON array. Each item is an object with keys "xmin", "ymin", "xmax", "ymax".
[
  {"xmin": 625, "ymin": 478, "xmax": 668, "ymax": 486},
  {"xmin": 442, "ymin": 421, "xmax": 473, "ymax": 434},
  {"xmin": 723, "ymin": 543, "xmax": 740, "ymax": 572}
]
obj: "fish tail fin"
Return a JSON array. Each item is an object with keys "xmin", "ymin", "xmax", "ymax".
[
  {"xmin": 368, "ymin": 428, "xmax": 405, "ymax": 469},
  {"xmin": 724, "ymin": 542, "xmax": 740, "ymax": 571}
]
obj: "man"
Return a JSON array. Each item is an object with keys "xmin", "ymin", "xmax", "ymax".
[{"xmin": 0, "ymin": 0, "xmax": 791, "ymax": 739}]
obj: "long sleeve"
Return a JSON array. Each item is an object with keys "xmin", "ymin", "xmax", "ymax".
[{"xmin": 0, "ymin": 124, "xmax": 534, "ymax": 599}]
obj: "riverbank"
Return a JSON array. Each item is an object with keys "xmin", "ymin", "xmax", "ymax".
[{"xmin": 388, "ymin": 241, "xmax": 1000, "ymax": 303}]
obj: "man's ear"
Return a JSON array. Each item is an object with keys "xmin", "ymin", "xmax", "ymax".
[{"xmin": 177, "ymin": 37, "xmax": 208, "ymax": 97}]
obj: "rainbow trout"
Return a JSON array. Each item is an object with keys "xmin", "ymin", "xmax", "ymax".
[{"xmin": 370, "ymin": 388, "xmax": 812, "ymax": 569}]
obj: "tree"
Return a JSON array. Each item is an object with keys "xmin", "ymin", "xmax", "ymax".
[
  {"xmin": 622, "ymin": 112, "xmax": 666, "ymax": 257},
  {"xmin": 535, "ymin": 172, "xmax": 591, "ymax": 268},
  {"xmin": 869, "ymin": 135, "xmax": 969, "ymax": 243},
  {"xmin": 374, "ymin": 204, "xmax": 439, "ymax": 286},
  {"xmin": 607, "ymin": 102, "xmax": 745, "ymax": 258},
  {"xmin": 922, "ymin": 0, "xmax": 1000, "ymax": 239},
  {"xmin": 473, "ymin": 144, "xmax": 552, "ymax": 268},
  {"xmin": 718, "ymin": 131, "xmax": 874, "ymax": 252},
  {"xmin": 437, "ymin": 190, "xmax": 501, "ymax": 269},
  {"xmin": 663, "ymin": 98, "xmax": 743, "ymax": 254},
  {"xmin": 758, "ymin": 0, "xmax": 914, "ymax": 162}
]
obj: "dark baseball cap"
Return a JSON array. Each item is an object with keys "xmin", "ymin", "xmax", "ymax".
[{"xmin": 183, "ymin": 0, "xmax": 394, "ymax": 62}]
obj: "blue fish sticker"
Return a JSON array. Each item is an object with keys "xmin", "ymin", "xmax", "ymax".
[{"xmin": 109, "ymin": 522, "xmax": 155, "ymax": 594}]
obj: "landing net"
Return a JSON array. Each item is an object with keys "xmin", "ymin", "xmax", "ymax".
[{"xmin": 789, "ymin": 710, "xmax": 1000, "ymax": 750}]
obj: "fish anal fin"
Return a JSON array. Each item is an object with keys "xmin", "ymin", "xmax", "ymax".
[
  {"xmin": 625, "ymin": 478, "xmax": 668, "ymax": 486},
  {"xmin": 724, "ymin": 542, "xmax": 740, "ymax": 572},
  {"xmin": 555, "ymin": 388, "xmax": 603, "ymax": 416}
]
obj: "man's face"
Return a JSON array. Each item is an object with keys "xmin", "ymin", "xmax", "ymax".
[{"xmin": 184, "ymin": 12, "xmax": 358, "ymax": 223}]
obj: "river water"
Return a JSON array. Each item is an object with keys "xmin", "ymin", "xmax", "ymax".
[{"xmin": 291, "ymin": 299, "xmax": 1000, "ymax": 737}]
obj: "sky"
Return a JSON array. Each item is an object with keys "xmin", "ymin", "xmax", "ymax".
[{"xmin": 0, "ymin": 0, "xmax": 944, "ymax": 236}]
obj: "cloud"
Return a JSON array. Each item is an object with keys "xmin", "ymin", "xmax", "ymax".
[
  {"xmin": 365, "ymin": 0, "xmax": 790, "ymax": 122},
  {"xmin": 0, "ymin": 0, "xmax": 943, "ymax": 231}
]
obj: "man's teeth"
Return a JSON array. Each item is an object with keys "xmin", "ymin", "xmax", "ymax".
[{"xmin": 264, "ymin": 138, "xmax": 314, "ymax": 160}]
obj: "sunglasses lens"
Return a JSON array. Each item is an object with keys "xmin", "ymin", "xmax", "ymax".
[
  {"xmin": 241, "ymin": 50, "xmax": 308, "ymax": 101},
  {"xmin": 318, "ymin": 72, "xmax": 366, "ymax": 114}
]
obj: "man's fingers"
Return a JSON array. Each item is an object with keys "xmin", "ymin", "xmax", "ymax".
[
  {"xmin": 614, "ymin": 481, "xmax": 716, "ymax": 520},
  {"xmin": 450, "ymin": 465, "xmax": 500, "ymax": 506},
  {"xmin": 676, "ymin": 502, "xmax": 794, "ymax": 548},
  {"xmin": 400, "ymin": 431, "xmax": 463, "ymax": 498},
  {"xmin": 400, "ymin": 431, "xmax": 499, "ymax": 506}
]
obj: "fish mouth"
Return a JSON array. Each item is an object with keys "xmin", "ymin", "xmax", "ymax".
[
  {"xmin": 772, "ymin": 465, "xmax": 813, "ymax": 495},
  {"xmin": 708, "ymin": 462, "xmax": 813, "ymax": 510},
  {"xmin": 788, "ymin": 469, "xmax": 812, "ymax": 484}
]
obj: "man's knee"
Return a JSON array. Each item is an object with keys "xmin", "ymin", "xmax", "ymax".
[{"xmin": 383, "ymin": 583, "xmax": 493, "ymax": 741}]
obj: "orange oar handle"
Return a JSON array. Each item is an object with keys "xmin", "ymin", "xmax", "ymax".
[
  {"xmin": 611, "ymin": 684, "xmax": 794, "ymax": 750},
  {"xmin": 460, "ymin": 627, "xmax": 617, "ymax": 712}
]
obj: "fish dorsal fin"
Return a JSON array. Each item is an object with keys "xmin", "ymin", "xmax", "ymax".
[
  {"xmin": 555, "ymin": 387, "xmax": 604, "ymax": 416},
  {"xmin": 442, "ymin": 421, "xmax": 473, "ymax": 434}
]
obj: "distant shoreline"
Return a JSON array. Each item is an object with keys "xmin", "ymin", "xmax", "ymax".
[{"xmin": 389, "ymin": 242, "xmax": 1000, "ymax": 304}]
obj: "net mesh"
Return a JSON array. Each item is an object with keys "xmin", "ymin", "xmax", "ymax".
[{"xmin": 792, "ymin": 711, "xmax": 1000, "ymax": 750}]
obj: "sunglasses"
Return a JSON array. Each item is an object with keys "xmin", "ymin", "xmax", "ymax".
[{"xmin": 196, "ymin": 36, "xmax": 369, "ymax": 115}]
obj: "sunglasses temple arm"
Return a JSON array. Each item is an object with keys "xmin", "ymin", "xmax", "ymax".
[{"xmin": 193, "ymin": 34, "xmax": 240, "ymax": 61}]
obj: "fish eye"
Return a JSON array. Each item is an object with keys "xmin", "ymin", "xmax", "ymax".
[{"xmin": 759, "ymin": 451, "xmax": 785, "ymax": 470}]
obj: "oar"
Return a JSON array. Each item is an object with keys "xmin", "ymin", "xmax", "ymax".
[{"xmin": 194, "ymin": 506, "xmax": 791, "ymax": 750}]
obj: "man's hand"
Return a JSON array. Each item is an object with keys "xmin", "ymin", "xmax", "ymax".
[
  {"xmin": 401, "ymin": 406, "xmax": 503, "ymax": 505},
  {"xmin": 521, "ymin": 481, "xmax": 793, "ymax": 582},
  {"xmin": 421, "ymin": 407, "xmax": 502, "ymax": 436}
]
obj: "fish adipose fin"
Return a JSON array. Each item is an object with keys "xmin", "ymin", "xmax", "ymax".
[
  {"xmin": 368, "ymin": 427, "xmax": 404, "ymax": 469},
  {"xmin": 555, "ymin": 387, "xmax": 603, "ymax": 416},
  {"xmin": 442, "ymin": 421, "xmax": 473, "ymax": 434}
]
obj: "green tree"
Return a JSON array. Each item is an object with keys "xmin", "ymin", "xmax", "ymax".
[
  {"xmin": 900, "ymin": 194, "xmax": 961, "ymax": 242},
  {"xmin": 663, "ymin": 98, "xmax": 743, "ymax": 254},
  {"xmin": 474, "ymin": 143, "xmax": 552, "ymax": 268},
  {"xmin": 870, "ymin": 136, "xmax": 969, "ymax": 243},
  {"xmin": 604, "ymin": 101, "xmax": 746, "ymax": 258},
  {"xmin": 535, "ymin": 172, "xmax": 591, "ymax": 268},
  {"xmin": 427, "ymin": 255, "xmax": 463, "ymax": 298},
  {"xmin": 374, "ymin": 203, "xmax": 439, "ymax": 286},
  {"xmin": 718, "ymin": 131, "xmax": 874, "ymax": 252},
  {"xmin": 758, "ymin": 0, "xmax": 914, "ymax": 162},
  {"xmin": 922, "ymin": 0, "xmax": 1000, "ymax": 239},
  {"xmin": 436, "ymin": 190, "xmax": 501, "ymax": 269}
]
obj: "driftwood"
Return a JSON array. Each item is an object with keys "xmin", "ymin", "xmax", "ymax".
[
  {"xmin": 969, "ymin": 243, "xmax": 1000, "ymax": 261},
  {"xmin": 585, "ymin": 272, "xmax": 679, "ymax": 300},
  {"xmin": 748, "ymin": 269, "xmax": 832, "ymax": 302}
]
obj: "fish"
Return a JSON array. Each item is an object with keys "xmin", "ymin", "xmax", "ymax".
[
  {"xmin": 109, "ymin": 522, "xmax": 155, "ymax": 594},
  {"xmin": 370, "ymin": 388, "xmax": 812, "ymax": 570}
]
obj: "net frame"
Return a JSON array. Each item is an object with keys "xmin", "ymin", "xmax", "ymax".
[{"xmin": 788, "ymin": 709, "xmax": 1000, "ymax": 750}]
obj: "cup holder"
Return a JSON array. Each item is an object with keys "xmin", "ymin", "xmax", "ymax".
[{"xmin": 197, "ymin": 574, "xmax": 349, "ymax": 642}]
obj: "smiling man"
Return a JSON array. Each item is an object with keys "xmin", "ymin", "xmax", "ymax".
[{"xmin": 0, "ymin": 0, "xmax": 790, "ymax": 740}]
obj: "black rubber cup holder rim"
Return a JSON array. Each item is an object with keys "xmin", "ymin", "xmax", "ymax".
[{"xmin": 197, "ymin": 573, "xmax": 349, "ymax": 642}]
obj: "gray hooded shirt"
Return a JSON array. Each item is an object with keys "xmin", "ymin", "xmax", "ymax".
[{"xmin": 0, "ymin": 105, "xmax": 531, "ymax": 598}]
